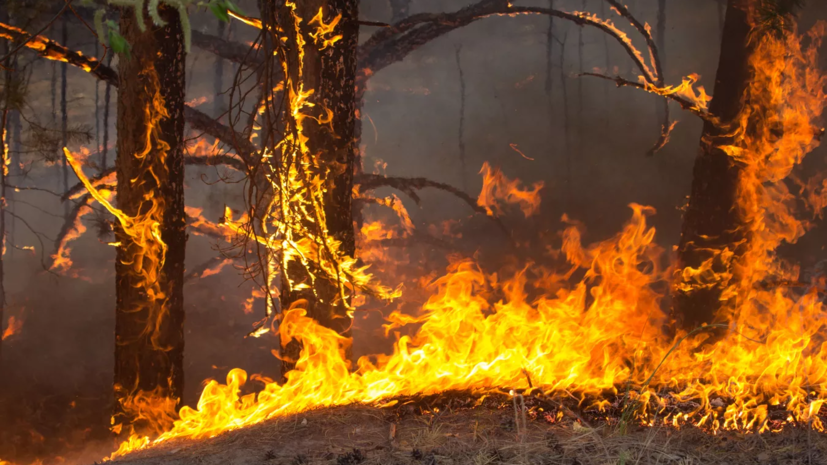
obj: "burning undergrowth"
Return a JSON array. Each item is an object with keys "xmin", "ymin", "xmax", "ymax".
[
  {"xmin": 108, "ymin": 392, "xmax": 827, "ymax": 465},
  {"xmin": 98, "ymin": 13, "xmax": 827, "ymax": 462}
]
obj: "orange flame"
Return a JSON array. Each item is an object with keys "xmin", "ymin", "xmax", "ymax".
[
  {"xmin": 477, "ymin": 162, "xmax": 544, "ymax": 217},
  {"xmin": 2, "ymin": 316, "xmax": 22, "ymax": 340}
]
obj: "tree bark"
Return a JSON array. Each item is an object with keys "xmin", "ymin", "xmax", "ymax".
[
  {"xmin": 274, "ymin": 0, "xmax": 359, "ymax": 377},
  {"xmin": 673, "ymin": 0, "xmax": 756, "ymax": 329},
  {"xmin": 112, "ymin": 4, "xmax": 187, "ymax": 436}
]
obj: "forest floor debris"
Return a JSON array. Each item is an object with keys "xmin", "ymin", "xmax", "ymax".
[{"xmin": 112, "ymin": 395, "xmax": 827, "ymax": 465}]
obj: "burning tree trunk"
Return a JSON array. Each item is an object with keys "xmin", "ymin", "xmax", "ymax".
[
  {"xmin": 265, "ymin": 0, "xmax": 360, "ymax": 377},
  {"xmin": 672, "ymin": 0, "xmax": 757, "ymax": 329},
  {"xmin": 111, "ymin": 4, "xmax": 187, "ymax": 435},
  {"xmin": 0, "ymin": 47, "xmax": 8, "ymax": 363}
]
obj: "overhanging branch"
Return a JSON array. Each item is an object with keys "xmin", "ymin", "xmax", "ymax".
[{"xmin": 0, "ymin": 21, "xmax": 259, "ymax": 164}]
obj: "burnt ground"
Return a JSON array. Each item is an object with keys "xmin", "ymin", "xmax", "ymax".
[{"xmin": 112, "ymin": 394, "xmax": 827, "ymax": 465}]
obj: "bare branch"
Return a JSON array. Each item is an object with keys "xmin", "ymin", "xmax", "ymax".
[
  {"xmin": 5, "ymin": 210, "xmax": 57, "ymax": 275},
  {"xmin": 356, "ymin": 0, "xmax": 661, "ymax": 97},
  {"xmin": 191, "ymin": 29, "xmax": 261, "ymax": 67}
]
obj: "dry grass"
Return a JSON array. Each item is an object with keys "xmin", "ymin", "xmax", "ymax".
[{"xmin": 113, "ymin": 399, "xmax": 827, "ymax": 465}]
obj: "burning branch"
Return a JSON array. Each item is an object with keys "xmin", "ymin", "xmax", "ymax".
[
  {"xmin": 580, "ymin": 73, "xmax": 713, "ymax": 122},
  {"xmin": 357, "ymin": 0, "xmax": 661, "ymax": 96},
  {"xmin": 0, "ymin": 21, "xmax": 257, "ymax": 164},
  {"xmin": 184, "ymin": 256, "xmax": 234, "ymax": 283},
  {"xmin": 49, "ymin": 192, "xmax": 101, "ymax": 273}
]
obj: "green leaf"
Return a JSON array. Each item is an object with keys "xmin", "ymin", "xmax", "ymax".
[
  {"xmin": 109, "ymin": 29, "xmax": 131, "ymax": 60},
  {"xmin": 208, "ymin": 0, "xmax": 230, "ymax": 22}
]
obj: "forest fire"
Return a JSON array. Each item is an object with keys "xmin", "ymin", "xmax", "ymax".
[
  {"xmin": 96, "ymin": 13, "xmax": 827, "ymax": 460},
  {"xmin": 2, "ymin": 1, "xmax": 827, "ymax": 465}
]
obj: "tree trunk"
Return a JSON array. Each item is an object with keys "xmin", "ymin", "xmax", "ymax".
[
  {"xmin": 213, "ymin": 19, "xmax": 226, "ymax": 117},
  {"xmin": 60, "ymin": 15, "xmax": 69, "ymax": 219},
  {"xmin": 0, "ymin": 21, "xmax": 8, "ymax": 363},
  {"xmin": 112, "ymin": 4, "xmax": 187, "ymax": 436},
  {"xmin": 655, "ymin": 0, "xmax": 667, "ymax": 121},
  {"xmin": 673, "ymin": 0, "xmax": 756, "ymax": 329},
  {"xmin": 455, "ymin": 45, "xmax": 468, "ymax": 193},
  {"xmin": 274, "ymin": 0, "xmax": 359, "ymax": 377}
]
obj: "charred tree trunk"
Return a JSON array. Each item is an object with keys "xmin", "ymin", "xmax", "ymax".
[
  {"xmin": 673, "ymin": 0, "xmax": 756, "ymax": 329},
  {"xmin": 112, "ymin": 4, "xmax": 186, "ymax": 435},
  {"xmin": 276, "ymin": 0, "xmax": 359, "ymax": 377},
  {"xmin": 560, "ymin": 29, "xmax": 571, "ymax": 212}
]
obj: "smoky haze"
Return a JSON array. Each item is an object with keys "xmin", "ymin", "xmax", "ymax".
[{"xmin": 1, "ymin": 0, "xmax": 826, "ymax": 463}]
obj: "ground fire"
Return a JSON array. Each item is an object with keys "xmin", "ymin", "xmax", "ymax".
[{"xmin": 2, "ymin": 1, "xmax": 827, "ymax": 464}]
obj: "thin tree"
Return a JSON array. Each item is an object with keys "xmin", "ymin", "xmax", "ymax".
[
  {"xmin": 656, "ymin": 0, "xmax": 668, "ymax": 121},
  {"xmin": 60, "ymin": 14, "xmax": 68, "ymax": 218},
  {"xmin": 455, "ymin": 45, "xmax": 468, "ymax": 193},
  {"xmin": 213, "ymin": 18, "xmax": 225, "ymax": 117}
]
